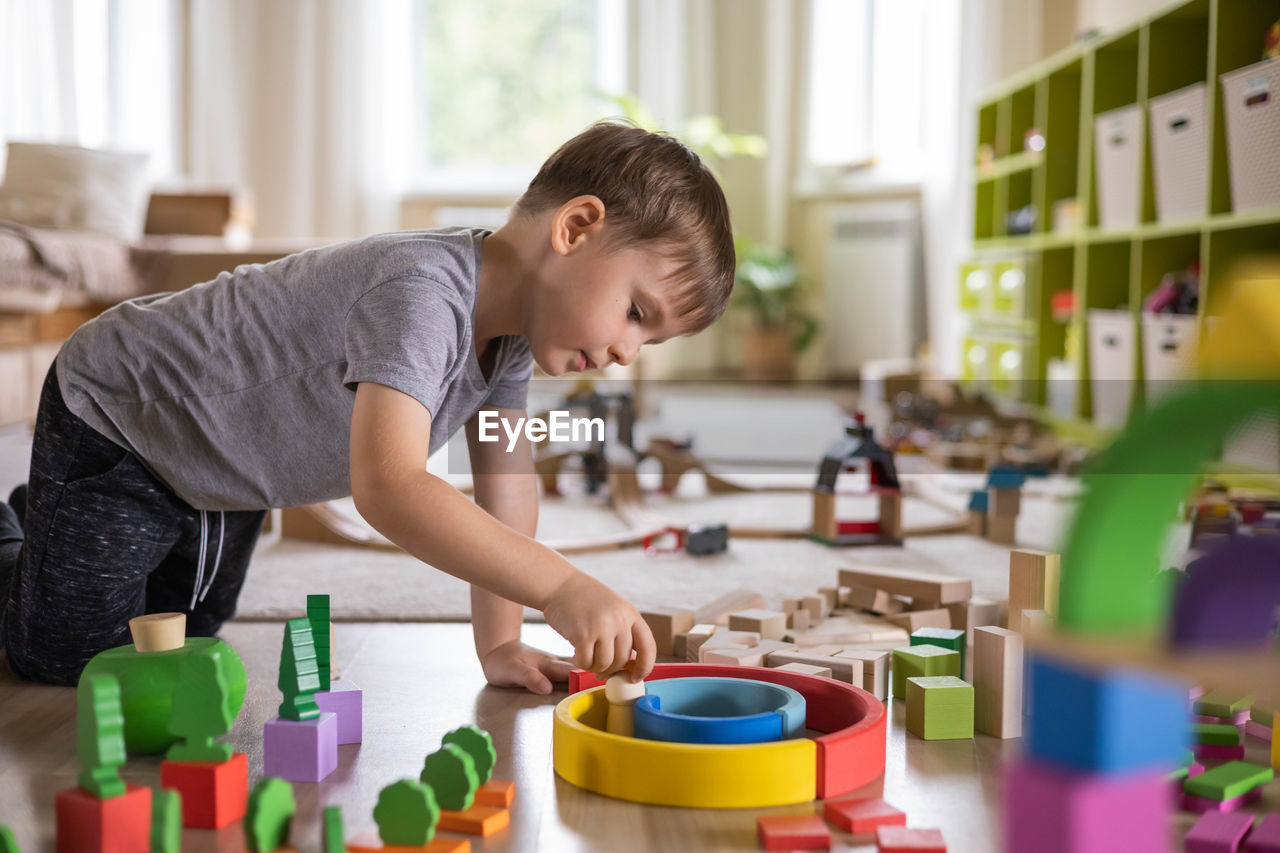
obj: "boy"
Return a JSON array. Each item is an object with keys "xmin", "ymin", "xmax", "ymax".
[{"xmin": 0, "ymin": 120, "xmax": 736, "ymax": 690}]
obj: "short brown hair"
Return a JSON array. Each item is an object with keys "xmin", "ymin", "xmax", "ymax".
[{"xmin": 514, "ymin": 120, "xmax": 735, "ymax": 333}]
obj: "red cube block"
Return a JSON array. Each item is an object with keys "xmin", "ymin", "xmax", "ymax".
[
  {"xmin": 757, "ymin": 815, "xmax": 830, "ymax": 851},
  {"xmin": 876, "ymin": 826, "xmax": 946, "ymax": 852},
  {"xmin": 823, "ymin": 797, "xmax": 907, "ymax": 834},
  {"xmin": 160, "ymin": 752, "xmax": 248, "ymax": 828},
  {"xmin": 56, "ymin": 783, "xmax": 152, "ymax": 853}
]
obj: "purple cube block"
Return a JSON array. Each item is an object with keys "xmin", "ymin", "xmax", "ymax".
[
  {"xmin": 1185, "ymin": 811, "xmax": 1255, "ymax": 853},
  {"xmin": 263, "ymin": 712, "xmax": 337, "ymax": 782},
  {"xmin": 315, "ymin": 680, "xmax": 363, "ymax": 745},
  {"xmin": 1003, "ymin": 758, "xmax": 1170, "ymax": 853},
  {"xmin": 1181, "ymin": 789, "xmax": 1262, "ymax": 814},
  {"xmin": 1245, "ymin": 814, "xmax": 1280, "ymax": 852}
]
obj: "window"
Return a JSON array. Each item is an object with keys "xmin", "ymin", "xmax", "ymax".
[
  {"xmin": 412, "ymin": 0, "xmax": 628, "ymax": 193},
  {"xmin": 804, "ymin": 0, "xmax": 926, "ymax": 177}
]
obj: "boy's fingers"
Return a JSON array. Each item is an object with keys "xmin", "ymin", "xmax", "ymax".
[
  {"xmin": 608, "ymin": 630, "xmax": 632, "ymax": 677},
  {"xmin": 591, "ymin": 637, "xmax": 613, "ymax": 677},
  {"xmin": 630, "ymin": 620, "xmax": 657, "ymax": 681}
]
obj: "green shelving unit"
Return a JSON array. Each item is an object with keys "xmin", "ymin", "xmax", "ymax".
[{"xmin": 962, "ymin": 0, "xmax": 1280, "ymax": 431}]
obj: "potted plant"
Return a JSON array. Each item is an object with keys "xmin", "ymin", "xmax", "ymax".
[{"xmin": 733, "ymin": 236, "xmax": 818, "ymax": 381}]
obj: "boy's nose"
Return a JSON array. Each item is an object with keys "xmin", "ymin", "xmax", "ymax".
[{"xmin": 609, "ymin": 339, "xmax": 639, "ymax": 367}]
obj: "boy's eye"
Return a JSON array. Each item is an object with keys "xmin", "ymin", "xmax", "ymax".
[{"xmin": 629, "ymin": 304, "xmax": 643, "ymax": 322}]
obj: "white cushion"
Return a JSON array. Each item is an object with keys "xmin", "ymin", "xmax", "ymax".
[{"xmin": 0, "ymin": 141, "xmax": 150, "ymax": 240}]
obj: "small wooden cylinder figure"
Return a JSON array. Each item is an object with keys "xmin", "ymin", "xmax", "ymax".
[
  {"xmin": 605, "ymin": 672, "xmax": 646, "ymax": 738},
  {"xmin": 129, "ymin": 613, "xmax": 186, "ymax": 653}
]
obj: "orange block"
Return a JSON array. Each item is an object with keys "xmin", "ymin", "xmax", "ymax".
[
  {"xmin": 160, "ymin": 752, "xmax": 249, "ymax": 828},
  {"xmin": 56, "ymin": 783, "xmax": 152, "ymax": 853},
  {"xmin": 436, "ymin": 806, "xmax": 510, "ymax": 836},
  {"xmin": 345, "ymin": 832, "xmax": 471, "ymax": 852},
  {"xmin": 473, "ymin": 779, "xmax": 515, "ymax": 808}
]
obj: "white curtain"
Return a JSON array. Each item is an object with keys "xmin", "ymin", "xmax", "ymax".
[
  {"xmin": 0, "ymin": 0, "xmax": 78, "ymax": 154},
  {"xmin": 187, "ymin": 0, "xmax": 413, "ymax": 239}
]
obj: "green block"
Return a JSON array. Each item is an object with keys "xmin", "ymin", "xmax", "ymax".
[
  {"xmin": 1192, "ymin": 723, "xmax": 1241, "ymax": 746},
  {"xmin": 442, "ymin": 725, "xmax": 497, "ymax": 785},
  {"xmin": 1167, "ymin": 766, "xmax": 1189, "ymax": 783},
  {"xmin": 1195, "ymin": 689, "xmax": 1254, "ymax": 718},
  {"xmin": 1184, "ymin": 761, "xmax": 1274, "ymax": 802},
  {"xmin": 420, "ymin": 744, "xmax": 479, "ymax": 811},
  {"xmin": 245, "ymin": 777, "xmax": 296, "ymax": 853},
  {"xmin": 892, "ymin": 645, "xmax": 961, "ymax": 698},
  {"xmin": 905, "ymin": 676, "xmax": 974, "ymax": 740},
  {"xmin": 1252, "ymin": 702, "xmax": 1277, "ymax": 727},
  {"xmin": 322, "ymin": 805, "xmax": 345, "ymax": 853},
  {"xmin": 374, "ymin": 779, "xmax": 438, "ymax": 846},
  {"xmin": 0, "ymin": 826, "xmax": 19, "ymax": 853},
  {"xmin": 151, "ymin": 789, "xmax": 181, "ymax": 853},
  {"xmin": 910, "ymin": 628, "xmax": 967, "ymax": 673}
]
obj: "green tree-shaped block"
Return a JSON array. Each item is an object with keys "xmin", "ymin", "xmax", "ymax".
[
  {"xmin": 442, "ymin": 725, "xmax": 496, "ymax": 784},
  {"xmin": 322, "ymin": 805, "xmax": 344, "ymax": 853},
  {"xmin": 166, "ymin": 645, "xmax": 235, "ymax": 761},
  {"xmin": 374, "ymin": 779, "xmax": 439, "ymax": 846},
  {"xmin": 151, "ymin": 788, "xmax": 182, "ymax": 853},
  {"xmin": 245, "ymin": 777, "xmax": 295, "ymax": 853},
  {"xmin": 420, "ymin": 743, "xmax": 479, "ymax": 811},
  {"xmin": 307, "ymin": 594, "xmax": 332, "ymax": 691},
  {"xmin": 277, "ymin": 618, "xmax": 320, "ymax": 721},
  {"xmin": 0, "ymin": 826, "xmax": 19, "ymax": 853},
  {"xmin": 76, "ymin": 672, "xmax": 127, "ymax": 798}
]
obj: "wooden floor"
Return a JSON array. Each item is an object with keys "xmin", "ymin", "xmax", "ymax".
[{"xmin": 0, "ymin": 622, "xmax": 1266, "ymax": 852}]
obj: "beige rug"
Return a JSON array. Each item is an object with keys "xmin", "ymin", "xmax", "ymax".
[{"xmin": 235, "ymin": 471, "xmax": 1088, "ymax": 622}]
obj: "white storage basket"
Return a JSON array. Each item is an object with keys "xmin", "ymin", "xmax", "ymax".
[
  {"xmin": 1093, "ymin": 105, "xmax": 1143, "ymax": 228},
  {"xmin": 1220, "ymin": 59, "xmax": 1280, "ymax": 213},
  {"xmin": 1087, "ymin": 309, "xmax": 1135, "ymax": 427},
  {"xmin": 1148, "ymin": 83, "xmax": 1207, "ymax": 223},
  {"xmin": 1141, "ymin": 313, "xmax": 1198, "ymax": 408}
]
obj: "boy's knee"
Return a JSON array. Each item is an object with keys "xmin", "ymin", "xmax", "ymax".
[{"xmin": 2, "ymin": 638, "xmax": 83, "ymax": 686}]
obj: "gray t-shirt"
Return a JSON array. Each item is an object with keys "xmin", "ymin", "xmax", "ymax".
[{"xmin": 56, "ymin": 227, "xmax": 532, "ymax": 511}]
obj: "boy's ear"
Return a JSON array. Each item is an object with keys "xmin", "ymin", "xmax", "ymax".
[{"xmin": 551, "ymin": 195, "xmax": 606, "ymax": 255}]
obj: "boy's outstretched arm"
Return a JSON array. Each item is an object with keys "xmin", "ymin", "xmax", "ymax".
[
  {"xmin": 464, "ymin": 404, "xmax": 572, "ymax": 694},
  {"xmin": 349, "ymin": 382, "xmax": 656, "ymax": 683}
]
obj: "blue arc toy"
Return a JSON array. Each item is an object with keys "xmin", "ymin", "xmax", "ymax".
[{"xmin": 632, "ymin": 676, "xmax": 807, "ymax": 745}]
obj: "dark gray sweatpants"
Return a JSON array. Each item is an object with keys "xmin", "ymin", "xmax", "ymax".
[{"xmin": 1, "ymin": 364, "xmax": 266, "ymax": 685}]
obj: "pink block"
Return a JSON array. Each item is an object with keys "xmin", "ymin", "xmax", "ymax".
[
  {"xmin": 1003, "ymin": 758, "xmax": 1170, "ymax": 853},
  {"xmin": 263, "ymin": 712, "xmax": 338, "ymax": 782},
  {"xmin": 1245, "ymin": 720, "xmax": 1273, "ymax": 742},
  {"xmin": 314, "ymin": 680, "xmax": 363, "ymax": 744},
  {"xmin": 1190, "ymin": 763, "xmax": 1206, "ymax": 778},
  {"xmin": 1245, "ymin": 814, "xmax": 1280, "ymax": 852},
  {"xmin": 1185, "ymin": 812, "xmax": 1255, "ymax": 853},
  {"xmin": 1197, "ymin": 744, "xmax": 1247, "ymax": 761},
  {"xmin": 1193, "ymin": 713, "xmax": 1249, "ymax": 727},
  {"xmin": 1181, "ymin": 789, "xmax": 1263, "ymax": 814}
]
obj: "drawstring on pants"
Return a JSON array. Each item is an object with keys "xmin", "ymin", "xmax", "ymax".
[{"xmin": 188, "ymin": 509, "xmax": 226, "ymax": 610}]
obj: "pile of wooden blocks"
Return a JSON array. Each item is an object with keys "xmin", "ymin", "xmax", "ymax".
[{"xmin": 966, "ymin": 466, "xmax": 1029, "ymax": 545}]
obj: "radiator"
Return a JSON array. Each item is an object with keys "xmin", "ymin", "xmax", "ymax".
[{"xmin": 823, "ymin": 199, "xmax": 924, "ymax": 375}]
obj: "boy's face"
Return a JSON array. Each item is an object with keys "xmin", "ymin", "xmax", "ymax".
[{"xmin": 528, "ymin": 218, "xmax": 687, "ymax": 377}]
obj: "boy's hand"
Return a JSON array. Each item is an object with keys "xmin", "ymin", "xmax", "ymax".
[
  {"xmin": 541, "ymin": 572, "xmax": 657, "ymax": 681},
  {"xmin": 480, "ymin": 640, "xmax": 574, "ymax": 695}
]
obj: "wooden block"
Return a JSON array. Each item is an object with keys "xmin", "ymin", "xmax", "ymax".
[
  {"xmin": 813, "ymin": 491, "xmax": 837, "ymax": 540},
  {"xmin": 905, "ymin": 675, "xmax": 974, "ymax": 740},
  {"xmin": 875, "ymin": 825, "xmax": 947, "ymax": 852},
  {"xmin": 845, "ymin": 583, "xmax": 906, "ymax": 615},
  {"xmin": 787, "ymin": 609, "xmax": 812, "ymax": 632},
  {"xmin": 160, "ymin": 753, "xmax": 248, "ymax": 829},
  {"xmin": 907, "ymin": 597, "xmax": 941, "ymax": 612},
  {"xmin": 55, "ymin": 783, "xmax": 152, "ymax": 853},
  {"xmin": 129, "ymin": 612, "xmax": 187, "ymax": 653},
  {"xmin": 823, "ymin": 796, "xmax": 905, "ymax": 834},
  {"xmin": 1007, "ymin": 549, "xmax": 1061, "ymax": 631},
  {"xmin": 774, "ymin": 662, "xmax": 833, "ymax": 678},
  {"xmin": 681, "ymin": 624, "xmax": 717, "ymax": 662},
  {"xmin": 947, "ymin": 596, "xmax": 1001, "ymax": 633},
  {"xmin": 966, "ymin": 509, "xmax": 986, "ymax": 536},
  {"xmin": 817, "ymin": 587, "xmax": 840, "ymax": 613},
  {"xmin": 986, "ymin": 513, "xmax": 1017, "ymax": 545},
  {"xmin": 973, "ymin": 626, "xmax": 1023, "ymax": 738},
  {"xmin": 835, "ymin": 586, "xmax": 854, "ymax": 607},
  {"xmin": 802, "ymin": 595, "xmax": 826, "ymax": 622},
  {"xmin": 757, "ymin": 814, "xmax": 830, "ymax": 851},
  {"xmin": 436, "ymin": 805, "xmax": 510, "ymax": 836},
  {"xmin": 766, "ymin": 649, "xmax": 859, "ymax": 683},
  {"xmin": 891, "ymin": 645, "xmax": 961, "ymax": 697},
  {"xmin": 910, "ymin": 627, "xmax": 966, "ymax": 673},
  {"xmin": 990, "ymin": 486, "xmax": 1022, "ymax": 517},
  {"xmin": 640, "ymin": 608, "xmax": 696, "ymax": 656},
  {"xmin": 473, "ymin": 779, "xmax": 515, "ymax": 808},
  {"xmin": 1184, "ymin": 812, "xmax": 1254, "ymax": 853},
  {"xmin": 694, "ymin": 590, "xmax": 765, "ymax": 625},
  {"xmin": 699, "ymin": 629, "xmax": 760, "ymax": 652},
  {"xmin": 879, "ymin": 491, "xmax": 904, "ymax": 539},
  {"xmin": 886, "ymin": 608, "xmax": 952, "ymax": 632},
  {"xmin": 782, "ymin": 598, "xmax": 803, "ymax": 614},
  {"xmin": 838, "ymin": 567, "xmax": 972, "ymax": 605},
  {"xmin": 1021, "ymin": 609, "xmax": 1052, "ymax": 632},
  {"xmin": 835, "ymin": 649, "xmax": 890, "ymax": 700},
  {"xmin": 728, "ymin": 608, "xmax": 788, "ymax": 640},
  {"xmin": 701, "ymin": 640, "xmax": 795, "ymax": 667}
]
